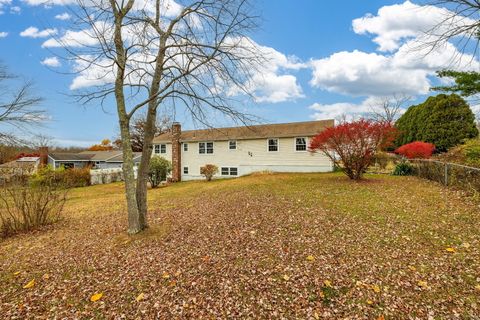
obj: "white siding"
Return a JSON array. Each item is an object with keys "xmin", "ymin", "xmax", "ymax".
[{"xmin": 154, "ymin": 137, "xmax": 332, "ymax": 181}]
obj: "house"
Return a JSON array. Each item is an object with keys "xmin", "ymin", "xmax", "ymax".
[
  {"xmin": 47, "ymin": 150, "xmax": 142, "ymax": 169},
  {"xmin": 152, "ymin": 120, "xmax": 334, "ymax": 181}
]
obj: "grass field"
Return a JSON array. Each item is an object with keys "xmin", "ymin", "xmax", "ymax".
[{"xmin": 1, "ymin": 173, "xmax": 479, "ymax": 319}]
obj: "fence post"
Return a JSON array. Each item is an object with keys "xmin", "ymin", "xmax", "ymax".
[{"xmin": 444, "ymin": 163, "xmax": 448, "ymax": 186}]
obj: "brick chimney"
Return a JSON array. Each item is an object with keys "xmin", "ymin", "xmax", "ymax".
[
  {"xmin": 39, "ymin": 146, "xmax": 48, "ymax": 167},
  {"xmin": 171, "ymin": 122, "xmax": 181, "ymax": 182}
]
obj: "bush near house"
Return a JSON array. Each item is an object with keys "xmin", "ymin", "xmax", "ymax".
[
  {"xmin": 395, "ymin": 94, "xmax": 478, "ymax": 152},
  {"xmin": 148, "ymin": 156, "xmax": 172, "ymax": 188},
  {"xmin": 200, "ymin": 164, "xmax": 218, "ymax": 181},
  {"xmin": 30, "ymin": 165, "xmax": 91, "ymax": 188},
  {"xmin": 395, "ymin": 141, "xmax": 435, "ymax": 159},
  {"xmin": 309, "ymin": 119, "xmax": 397, "ymax": 180}
]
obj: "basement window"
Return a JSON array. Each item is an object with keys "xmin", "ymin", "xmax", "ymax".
[
  {"xmin": 221, "ymin": 167, "xmax": 238, "ymax": 176},
  {"xmin": 199, "ymin": 142, "xmax": 214, "ymax": 154},
  {"xmin": 268, "ymin": 138, "xmax": 279, "ymax": 152},
  {"xmin": 183, "ymin": 167, "xmax": 189, "ymax": 174},
  {"xmin": 295, "ymin": 137, "xmax": 307, "ymax": 151}
]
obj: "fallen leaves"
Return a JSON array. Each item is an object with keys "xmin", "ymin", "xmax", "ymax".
[
  {"xmin": 445, "ymin": 247, "xmax": 456, "ymax": 253},
  {"xmin": 282, "ymin": 275, "xmax": 290, "ymax": 281},
  {"xmin": 90, "ymin": 293, "xmax": 103, "ymax": 302},
  {"xmin": 372, "ymin": 284, "xmax": 381, "ymax": 293},
  {"xmin": 417, "ymin": 281, "xmax": 428, "ymax": 289},
  {"xmin": 306, "ymin": 255, "xmax": 315, "ymax": 262},
  {"xmin": 135, "ymin": 293, "xmax": 145, "ymax": 302},
  {"xmin": 323, "ymin": 280, "xmax": 332, "ymax": 288},
  {"xmin": 22, "ymin": 279, "xmax": 35, "ymax": 289}
]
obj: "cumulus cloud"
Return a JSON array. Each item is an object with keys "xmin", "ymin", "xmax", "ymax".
[
  {"xmin": 0, "ymin": 32, "xmax": 8, "ymax": 38},
  {"xmin": 352, "ymin": 0, "xmax": 476, "ymax": 52},
  {"xmin": 22, "ymin": 0, "xmax": 74, "ymax": 5},
  {"xmin": 0, "ymin": 0, "xmax": 11, "ymax": 14},
  {"xmin": 310, "ymin": 2, "xmax": 480, "ymax": 99},
  {"xmin": 20, "ymin": 26, "xmax": 57, "ymax": 38},
  {"xmin": 41, "ymin": 56, "xmax": 61, "ymax": 67},
  {"xmin": 10, "ymin": 5, "xmax": 20, "ymax": 13},
  {"xmin": 55, "ymin": 12, "xmax": 71, "ymax": 20}
]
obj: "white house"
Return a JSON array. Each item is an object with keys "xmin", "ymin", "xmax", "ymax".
[{"xmin": 152, "ymin": 120, "xmax": 334, "ymax": 181}]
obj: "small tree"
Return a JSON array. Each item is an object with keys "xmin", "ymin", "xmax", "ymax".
[
  {"xmin": 200, "ymin": 164, "xmax": 219, "ymax": 182},
  {"xmin": 395, "ymin": 141, "xmax": 435, "ymax": 159},
  {"xmin": 148, "ymin": 156, "xmax": 172, "ymax": 188},
  {"xmin": 309, "ymin": 120, "xmax": 397, "ymax": 180}
]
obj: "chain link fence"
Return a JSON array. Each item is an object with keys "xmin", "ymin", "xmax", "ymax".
[{"xmin": 409, "ymin": 159, "xmax": 480, "ymax": 194}]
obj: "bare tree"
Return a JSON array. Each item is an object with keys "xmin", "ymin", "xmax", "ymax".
[
  {"xmin": 57, "ymin": 0, "xmax": 262, "ymax": 233},
  {"xmin": 0, "ymin": 63, "xmax": 44, "ymax": 145},
  {"xmin": 368, "ymin": 94, "xmax": 412, "ymax": 124},
  {"xmin": 115, "ymin": 112, "xmax": 172, "ymax": 152}
]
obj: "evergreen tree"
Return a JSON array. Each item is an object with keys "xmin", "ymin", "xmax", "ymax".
[{"xmin": 395, "ymin": 94, "xmax": 478, "ymax": 152}]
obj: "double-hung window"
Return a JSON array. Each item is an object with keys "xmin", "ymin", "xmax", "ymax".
[
  {"xmin": 268, "ymin": 138, "xmax": 279, "ymax": 152},
  {"xmin": 160, "ymin": 144, "xmax": 166, "ymax": 154},
  {"xmin": 199, "ymin": 142, "xmax": 214, "ymax": 154},
  {"xmin": 154, "ymin": 145, "xmax": 160, "ymax": 154},
  {"xmin": 229, "ymin": 140, "xmax": 237, "ymax": 150},
  {"xmin": 295, "ymin": 137, "xmax": 307, "ymax": 151},
  {"xmin": 183, "ymin": 167, "xmax": 189, "ymax": 174},
  {"xmin": 183, "ymin": 143, "xmax": 188, "ymax": 151}
]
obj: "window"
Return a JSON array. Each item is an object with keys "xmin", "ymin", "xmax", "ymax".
[
  {"xmin": 160, "ymin": 144, "xmax": 166, "ymax": 154},
  {"xmin": 229, "ymin": 140, "xmax": 237, "ymax": 150},
  {"xmin": 199, "ymin": 142, "xmax": 214, "ymax": 154},
  {"xmin": 183, "ymin": 167, "xmax": 189, "ymax": 174},
  {"xmin": 221, "ymin": 167, "xmax": 238, "ymax": 176},
  {"xmin": 154, "ymin": 145, "xmax": 160, "ymax": 154},
  {"xmin": 295, "ymin": 137, "xmax": 307, "ymax": 151},
  {"xmin": 183, "ymin": 143, "xmax": 188, "ymax": 152},
  {"xmin": 268, "ymin": 138, "xmax": 279, "ymax": 152}
]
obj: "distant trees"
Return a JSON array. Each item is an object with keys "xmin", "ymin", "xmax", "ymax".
[
  {"xmin": 115, "ymin": 113, "xmax": 171, "ymax": 152},
  {"xmin": 395, "ymin": 94, "xmax": 478, "ymax": 152},
  {"xmin": 368, "ymin": 94, "xmax": 411, "ymax": 124},
  {"xmin": 309, "ymin": 120, "xmax": 397, "ymax": 180},
  {"xmin": 88, "ymin": 139, "xmax": 115, "ymax": 151},
  {"xmin": 395, "ymin": 141, "xmax": 436, "ymax": 159}
]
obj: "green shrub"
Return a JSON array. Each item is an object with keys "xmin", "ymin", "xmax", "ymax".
[
  {"xmin": 148, "ymin": 156, "xmax": 172, "ymax": 188},
  {"xmin": 200, "ymin": 164, "xmax": 218, "ymax": 181},
  {"xmin": 463, "ymin": 139, "xmax": 480, "ymax": 167},
  {"xmin": 392, "ymin": 160, "xmax": 414, "ymax": 176},
  {"xmin": 395, "ymin": 94, "xmax": 478, "ymax": 152},
  {"xmin": 30, "ymin": 165, "xmax": 91, "ymax": 188}
]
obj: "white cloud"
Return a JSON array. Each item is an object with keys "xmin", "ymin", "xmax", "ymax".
[
  {"xmin": 0, "ymin": 32, "xmax": 8, "ymax": 38},
  {"xmin": 352, "ymin": 0, "xmax": 476, "ymax": 52},
  {"xmin": 10, "ymin": 5, "xmax": 21, "ymax": 13},
  {"xmin": 41, "ymin": 56, "xmax": 61, "ymax": 67},
  {"xmin": 55, "ymin": 12, "xmax": 71, "ymax": 20},
  {"xmin": 0, "ymin": 0, "xmax": 11, "ymax": 14},
  {"xmin": 22, "ymin": 0, "xmax": 74, "ymax": 5},
  {"xmin": 20, "ymin": 26, "xmax": 58, "ymax": 38}
]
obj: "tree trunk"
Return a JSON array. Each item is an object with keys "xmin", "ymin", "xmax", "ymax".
[{"xmin": 135, "ymin": 105, "xmax": 157, "ymax": 224}]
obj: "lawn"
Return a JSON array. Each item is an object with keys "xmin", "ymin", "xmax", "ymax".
[{"xmin": 1, "ymin": 173, "xmax": 479, "ymax": 319}]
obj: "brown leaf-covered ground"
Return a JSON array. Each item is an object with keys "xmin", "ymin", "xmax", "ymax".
[{"xmin": 1, "ymin": 173, "xmax": 480, "ymax": 319}]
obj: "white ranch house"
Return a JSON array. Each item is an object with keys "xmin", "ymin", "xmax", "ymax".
[{"xmin": 152, "ymin": 120, "xmax": 335, "ymax": 181}]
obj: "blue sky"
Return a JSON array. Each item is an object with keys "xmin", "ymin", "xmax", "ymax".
[{"xmin": 0, "ymin": 0, "xmax": 478, "ymax": 147}]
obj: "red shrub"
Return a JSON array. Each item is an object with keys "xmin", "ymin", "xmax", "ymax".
[
  {"xmin": 309, "ymin": 119, "xmax": 397, "ymax": 180},
  {"xmin": 395, "ymin": 141, "xmax": 435, "ymax": 159},
  {"xmin": 15, "ymin": 153, "xmax": 40, "ymax": 159}
]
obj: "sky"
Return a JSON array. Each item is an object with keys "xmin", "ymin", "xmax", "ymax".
[{"xmin": 0, "ymin": 0, "xmax": 478, "ymax": 147}]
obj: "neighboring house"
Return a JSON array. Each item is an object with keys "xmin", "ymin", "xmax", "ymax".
[
  {"xmin": 48, "ymin": 150, "xmax": 142, "ymax": 169},
  {"xmin": 0, "ymin": 156, "xmax": 40, "ymax": 178},
  {"xmin": 152, "ymin": 120, "xmax": 334, "ymax": 181}
]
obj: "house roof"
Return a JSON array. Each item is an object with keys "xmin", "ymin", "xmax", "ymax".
[
  {"xmin": 153, "ymin": 119, "xmax": 334, "ymax": 143},
  {"xmin": 0, "ymin": 159, "xmax": 37, "ymax": 169},
  {"xmin": 49, "ymin": 153, "xmax": 93, "ymax": 161},
  {"xmin": 77, "ymin": 150, "xmax": 123, "ymax": 161},
  {"xmin": 105, "ymin": 152, "xmax": 142, "ymax": 163}
]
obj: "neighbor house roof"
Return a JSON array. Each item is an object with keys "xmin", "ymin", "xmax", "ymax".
[
  {"xmin": 105, "ymin": 152, "xmax": 142, "ymax": 163},
  {"xmin": 78, "ymin": 150, "xmax": 123, "ymax": 161},
  {"xmin": 153, "ymin": 120, "xmax": 334, "ymax": 143},
  {"xmin": 48, "ymin": 153, "xmax": 94, "ymax": 161},
  {"xmin": 0, "ymin": 159, "xmax": 38, "ymax": 169}
]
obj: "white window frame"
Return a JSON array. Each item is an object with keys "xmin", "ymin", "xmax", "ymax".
[
  {"xmin": 154, "ymin": 144, "xmax": 160, "ymax": 154},
  {"xmin": 199, "ymin": 141, "xmax": 214, "ymax": 154},
  {"xmin": 294, "ymin": 137, "xmax": 307, "ymax": 152},
  {"xmin": 267, "ymin": 138, "xmax": 279, "ymax": 152},
  {"xmin": 229, "ymin": 140, "xmax": 237, "ymax": 150},
  {"xmin": 183, "ymin": 166, "xmax": 189, "ymax": 174},
  {"xmin": 183, "ymin": 143, "xmax": 188, "ymax": 152},
  {"xmin": 160, "ymin": 144, "xmax": 166, "ymax": 154},
  {"xmin": 221, "ymin": 167, "xmax": 238, "ymax": 176}
]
